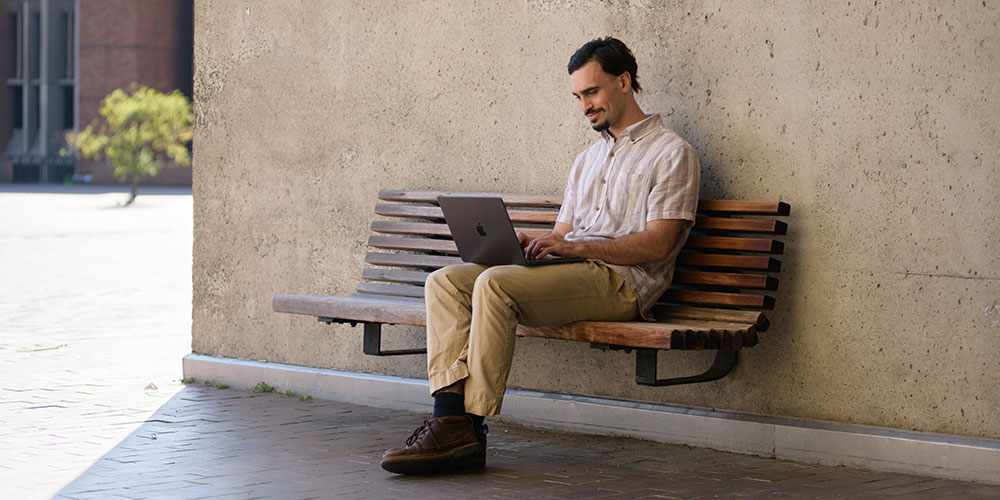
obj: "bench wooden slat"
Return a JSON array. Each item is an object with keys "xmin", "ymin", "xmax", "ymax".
[
  {"xmin": 358, "ymin": 269, "xmax": 777, "ymax": 301},
  {"xmin": 272, "ymin": 293, "xmax": 426, "ymax": 326},
  {"xmin": 368, "ymin": 235, "xmax": 459, "ymax": 254},
  {"xmin": 518, "ymin": 319, "xmax": 756, "ymax": 350},
  {"xmin": 676, "ymin": 253, "xmax": 781, "ymax": 272},
  {"xmin": 371, "ymin": 220, "xmax": 549, "ymax": 239},
  {"xmin": 365, "ymin": 252, "xmax": 462, "ymax": 269},
  {"xmin": 685, "ymin": 235, "xmax": 783, "ymax": 254},
  {"xmin": 356, "ymin": 282, "xmax": 425, "ymax": 298},
  {"xmin": 697, "ymin": 200, "xmax": 790, "ymax": 216},
  {"xmin": 375, "ymin": 203, "xmax": 559, "ymax": 224},
  {"xmin": 696, "ymin": 217, "xmax": 788, "ymax": 235},
  {"xmin": 673, "ymin": 270, "xmax": 777, "ymax": 290},
  {"xmin": 374, "ymin": 203, "xmax": 444, "ymax": 219},
  {"xmin": 367, "ymin": 238, "xmax": 782, "ymax": 274},
  {"xmin": 349, "ymin": 293, "xmax": 427, "ymax": 307},
  {"xmin": 364, "ymin": 265, "xmax": 777, "ymax": 291},
  {"xmin": 379, "ymin": 189, "xmax": 562, "ymax": 207},
  {"xmin": 362, "ymin": 268, "xmax": 430, "ymax": 285},
  {"xmin": 371, "ymin": 220, "xmax": 452, "ymax": 237},
  {"xmin": 370, "ymin": 220, "xmax": 784, "ymax": 255},
  {"xmin": 378, "ymin": 190, "xmax": 791, "ymax": 217},
  {"xmin": 662, "ymin": 290, "xmax": 775, "ymax": 309},
  {"xmin": 652, "ymin": 304, "xmax": 764, "ymax": 324},
  {"xmin": 374, "ymin": 203, "xmax": 787, "ymax": 235}
]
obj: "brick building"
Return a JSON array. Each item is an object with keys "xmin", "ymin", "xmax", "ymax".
[{"xmin": 1, "ymin": 0, "xmax": 192, "ymax": 184}]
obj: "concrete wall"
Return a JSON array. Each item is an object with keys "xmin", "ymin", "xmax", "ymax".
[{"xmin": 192, "ymin": 1, "xmax": 1000, "ymax": 439}]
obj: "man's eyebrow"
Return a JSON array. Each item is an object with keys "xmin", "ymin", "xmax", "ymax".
[{"xmin": 571, "ymin": 86, "xmax": 600, "ymax": 97}]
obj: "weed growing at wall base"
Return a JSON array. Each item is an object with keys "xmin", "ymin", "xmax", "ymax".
[
  {"xmin": 178, "ymin": 377, "xmax": 229, "ymax": 389},
  {"xmin": 251, "ymin": 381, "xmax": 313, "ymax": 401}
]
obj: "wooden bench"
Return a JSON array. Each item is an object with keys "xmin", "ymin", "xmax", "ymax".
[{"xmin": 273, "ymin": 189, "xmax": 790, "ymax": 386}]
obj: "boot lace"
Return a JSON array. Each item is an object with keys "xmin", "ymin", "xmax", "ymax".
[{"xmin": 405, "ymin": 420, "xmax": 440, "ymax": 448}]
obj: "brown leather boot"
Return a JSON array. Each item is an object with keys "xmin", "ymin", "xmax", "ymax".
[{"xmin": 380, "ymin": 416, "xmax": 485, "ymax": 475}]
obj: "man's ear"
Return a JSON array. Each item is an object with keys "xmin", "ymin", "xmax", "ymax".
[{"xmin": 617, "ymin": 72, "xmax": 632, "ymax": 93}]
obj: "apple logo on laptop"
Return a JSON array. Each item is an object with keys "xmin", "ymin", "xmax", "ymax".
[{"xmin": 476, "ymin": 223, "xmax": 486, "ymax": 237}]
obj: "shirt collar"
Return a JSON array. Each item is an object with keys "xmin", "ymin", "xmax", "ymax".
[{"xmin": 601, "ymin": 113, "xmax": 663, "ymax": 144}]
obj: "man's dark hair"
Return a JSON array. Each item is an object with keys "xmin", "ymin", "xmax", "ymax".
[{"xmin": 567, "ymin": 37, "xmax": 641, "ymax": 93}]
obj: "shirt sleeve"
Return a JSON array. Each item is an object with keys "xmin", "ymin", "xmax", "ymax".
[{"xmin": 646, "ymin": 143, "xmax": 700, "ymax": 225}]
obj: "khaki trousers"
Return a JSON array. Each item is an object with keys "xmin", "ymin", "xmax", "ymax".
[{"xmin": 425, "ymin": 261, "xmax": 639, "ymax": 416}]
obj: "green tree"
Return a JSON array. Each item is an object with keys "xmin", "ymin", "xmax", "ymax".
[{"xmin": 66, "ymin": 84, "xmax": 193, "ymax": 206}]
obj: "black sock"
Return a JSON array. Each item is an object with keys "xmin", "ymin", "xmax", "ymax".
[
  {"xmin": 432, "ymin": 392, "xmax": 465, "ymax": 419},
  {"xmin": 468, "ymin": 414, "xmax": 484, "ymax": 430}
]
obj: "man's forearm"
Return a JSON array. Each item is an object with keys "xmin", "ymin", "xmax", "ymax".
[
  {"xmin": 524, "ymin": 219, "xmax": 686, "ymax": 265},
  {"xmin": 568, "ymin": 233, "xmax": 671, "ymax": 265}
]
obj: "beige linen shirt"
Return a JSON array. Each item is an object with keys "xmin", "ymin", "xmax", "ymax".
[{"xmin": 557, "ymin": 114, "xmax": 700, "ymax": 320}]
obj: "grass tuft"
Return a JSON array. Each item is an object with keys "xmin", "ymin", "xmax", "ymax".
[{"xmin": 252, "ymin": 381, "xmax": 311, "ymax": 401}]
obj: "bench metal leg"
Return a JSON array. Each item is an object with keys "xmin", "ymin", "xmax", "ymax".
[
  {"xmin": 362, "ymin": 323, "xmax": 427, "ymax": 356},
  {"xmin": 635, "ymin": 348, "xmax": 739, "ymax": 386},
  {"xmin": 318, "ymin": 318, "xmax": 427, "ymax": 356}
]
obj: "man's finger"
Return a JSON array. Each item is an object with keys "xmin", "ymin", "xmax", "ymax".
[
  {"xmin": 526, "ymin": 238, "xmax": 547, "ymax": 259},
  {"xmin": 525, "ymin": 240, "xmax": 539, "ymax": 259}
]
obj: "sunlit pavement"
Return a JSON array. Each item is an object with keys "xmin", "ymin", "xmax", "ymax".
[
  {"xmin": 2, "ymin": 186, "xmax": 999, "ymax": 500},
  {"xmin": 0, "ymin": 186, "xmax": 192, "ymax": 499}
]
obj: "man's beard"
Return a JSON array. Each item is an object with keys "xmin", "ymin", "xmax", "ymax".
[
  {"xmin": 591, "ymin": 121, "xmax": 610, "ymax": 132},
  {"xmin": 586, "ymin": 108, "xmax": 609, "ymax": 132}
]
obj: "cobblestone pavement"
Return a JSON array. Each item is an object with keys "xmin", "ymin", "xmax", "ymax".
[
  {"xmin": 3, "ymin": 186, "xmax": 1000, "ymax": 500},
  {"xmin": 51, "ymin": 387, "xmax": 1000, "ymax": 500}
]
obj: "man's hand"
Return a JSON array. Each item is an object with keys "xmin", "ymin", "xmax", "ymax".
[
  {"xmin": 524, "ymin": 231, "xmax": 581, "ymax": 260},
  {"xmin": 519, "ymin": 223, "xmax": 575, "ymax": 260},
  {"xmin": 516, "ymin": 231, "xmax": 532, "ymax": 248}
]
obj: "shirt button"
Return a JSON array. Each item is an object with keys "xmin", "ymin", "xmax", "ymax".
[
  {"xmin": 601, "ymin": 179, "xmax": 607, "ymax": 184},
  {"xmin": 596, "ymin": 207, "xmax": 601, "ymax": 211}
]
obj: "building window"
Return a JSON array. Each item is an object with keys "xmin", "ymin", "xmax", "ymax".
[
  {"xmin": 10, "ymin": 12, "xmax": 21, "ymax": 79},
  {"xmin": 12, "ymin": 86, "xmax": 22, "ymax": 129},
  {"xmin": 29, "ymin": 12, "xmax": 39, "ymax": 81},
  {"xmin": 64, "ymin": 13, "xmax": 73, "ymax": 78}
]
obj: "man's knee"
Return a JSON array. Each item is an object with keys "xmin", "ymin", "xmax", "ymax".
[
  {"xmin": 427, "ymin": 264, "xmax": 485, "ymax": 303},
  {"xmin": 425, "ymin": 267, "xmax": 462, "ymax": 305},
  {"xmin": 472, "ymin": 266, "xmax": 521, "ymax": 303},
  {"xmin": 472, "ymin": 266, "xmax": 504, "ymax": 289},
  {"xmin": 426, "ymin": 266, "xmax": 452, "ymax": 292}
]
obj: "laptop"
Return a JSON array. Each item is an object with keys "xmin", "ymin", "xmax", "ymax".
[{"xmin": 437, "ymin": 196, "xmax": 586, "ymax": 267}]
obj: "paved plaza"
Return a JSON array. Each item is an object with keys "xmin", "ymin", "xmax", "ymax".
[{"xmin": 2, "ymin": 186, "xmax": 999, "ymax": 500}]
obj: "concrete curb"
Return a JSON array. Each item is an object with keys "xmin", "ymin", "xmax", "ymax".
[{"xmin": 183, "ymin": 353, "xmax": 1000, "ymax": 485}]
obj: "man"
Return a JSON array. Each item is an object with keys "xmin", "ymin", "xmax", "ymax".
[{"xmin": 380, "ymin": 37, "xmax": 700, "ymax": 475}]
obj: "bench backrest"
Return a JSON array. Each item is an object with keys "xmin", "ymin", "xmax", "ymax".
[{"xmin": 358, "ymin": 189, "xmax": 788, "ymax": 332}]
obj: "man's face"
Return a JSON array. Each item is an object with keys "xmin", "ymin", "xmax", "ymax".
[{"xmin": 570, "ymin": 60, "xmax": 627, "ymax": 133}]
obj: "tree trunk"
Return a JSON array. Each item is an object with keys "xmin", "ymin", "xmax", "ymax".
[{"xmin": 126, "ymin": 177, "xmax": 138, "ymax": 206}]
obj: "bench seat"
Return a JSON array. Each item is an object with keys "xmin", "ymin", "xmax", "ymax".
[{"xmin": 272, "ymin": 293, "xmax": 762, "ymax": 350}]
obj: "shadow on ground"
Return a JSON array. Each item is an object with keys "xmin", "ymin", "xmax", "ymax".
[{"xmin": 53, "ymin": 384, "xmax": 1000, "ymax": 500}]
